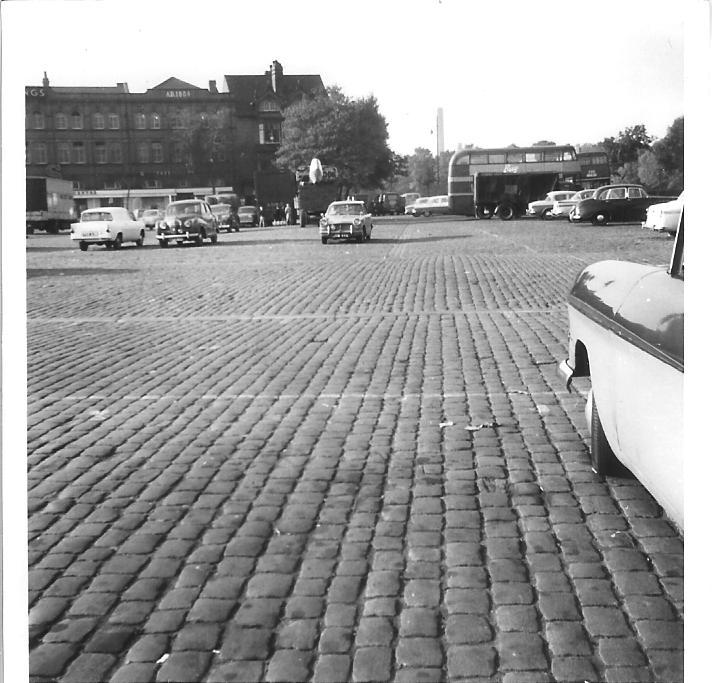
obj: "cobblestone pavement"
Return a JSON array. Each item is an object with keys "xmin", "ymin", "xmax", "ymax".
[{"xmin": 25, "ymin": 217, "xmax": 683, "ymax": 683}]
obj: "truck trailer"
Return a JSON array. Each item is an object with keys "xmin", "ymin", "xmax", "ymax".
[{"xmin": 26, "ymin": 176, "xmax": 76, "ymax": 234}]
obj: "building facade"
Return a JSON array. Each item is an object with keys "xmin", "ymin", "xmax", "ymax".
[{"xmin": 25, "ymin": 61, "xmax": 325, "ymax": 212}]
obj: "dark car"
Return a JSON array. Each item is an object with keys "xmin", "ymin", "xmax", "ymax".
[
  {"xmin": 211, "ymin": 203, "xmax": 240, "ymax": 232},
  {"xmin": 570, "ymin": 183, "xmax": 672, "ymax": 225},
  {"xmin": 559, "ymin": 213, "xmax": 683, "ymax": 529},
  {"xmin": 237, "ymin": 205, "xmax": 259, "ymax": 227},
  {"xmin": 376, "ymin": 192, "xmax": 405, "ymax": 216},
  {"xmin": 156, "ymin": 199, "xmax": 218, "ymax": 247}
]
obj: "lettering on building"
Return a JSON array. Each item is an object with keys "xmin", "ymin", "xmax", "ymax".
[
  {"xmin": 503, "ymin": 164, "xmax": 519, "ymax": 173},
  {"xmin": 165, "ymin": 90, "xmax": 192, "ymax": 98},
  {"xmin": 25, "ymin": 87, "xmax": 46, "ymax": 97}
]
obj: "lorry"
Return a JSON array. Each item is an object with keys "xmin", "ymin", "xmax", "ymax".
[
  {"xmin": 293, "ymin": 164, "xmax": 341, "ymax": 227},
  {"xmin": 26, "ymin": 176, "xmax": 76, "ymax": 234},
  {"xmin": 471, "ymin": 172, "xmax": 574, "ymax": 220},
  {"xmin": 253, "ymin": 171, "xmax": 297, "ymax": 217}
]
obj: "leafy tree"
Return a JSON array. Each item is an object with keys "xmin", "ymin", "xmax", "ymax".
[
  {"xmin": 408, "ymin": 147, "xmax": 436, "ymax": 194},
  {"xmin": 637, "ymin": 149, "xmax": 667, "ymax": 192},
  {"xmin": 602, "ymin": 124, "xmax": 653, "ymax": 167},
  {"xmin": 652, "ymin": 117, "xmax": 683, "ymax": 193},
  {"xmin": 276, "ymin": 86, "xmax": 395, "ymax": 196}
]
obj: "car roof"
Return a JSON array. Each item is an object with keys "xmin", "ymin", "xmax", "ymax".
[
  {"xmin": 169, "ymin": 199, "xmax": 204, "ymax": 206},
  {"xmin": 331, "ymin": 201, "xmax": 364, "ymax": 206},
  {"xmin": 82, "ymin": 206, "xmax": 127, "ymax": 215}
]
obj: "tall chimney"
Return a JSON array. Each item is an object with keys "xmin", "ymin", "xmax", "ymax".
[
  {"xmin": 209, "ymin": 80, "xmax": 217, "ymax": 94},
  {"xmin": 42, "ymin": 71, "xmax": 49, "ymax": 89}
]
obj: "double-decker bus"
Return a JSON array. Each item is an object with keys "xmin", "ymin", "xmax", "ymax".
[{"xmin": 448, "ymin": 145, "xmax": 582, "ymax": 219}]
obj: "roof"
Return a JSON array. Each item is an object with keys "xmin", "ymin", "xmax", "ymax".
[
  {"xmin": 223, "ymin": 73, "xmax": 325, "ymax": 106},
  {"xmin": 147, "ymin": 77, "xmax": 208, "ymax": 94}
]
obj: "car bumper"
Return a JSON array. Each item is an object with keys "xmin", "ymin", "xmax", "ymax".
[
  {"xmin": 157, "ymin": 231, "xmax": 200, "ymax": 242},
  {"xmin": 70, "ymin": 232, "xmax": 113, "ymax": 243},
  {"xmin": 320, "ymin": 224, "xmax": 358, "ymax": 238}
]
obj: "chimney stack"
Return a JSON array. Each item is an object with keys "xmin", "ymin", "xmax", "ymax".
[
  {"xmin": 270, "ymin": 60, "xmax": 283, "ymax": 94},
  {"xmin": 209, "ymin": 80, "xmax": 218, "ymax": 94},
  {"xmin": 42, "ymin": 71, "xmax": 49, "ymax": 89}
]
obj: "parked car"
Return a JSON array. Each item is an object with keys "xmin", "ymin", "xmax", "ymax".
[
  {"xmin": 558, "ymin": 213, "xmax": 683, "ymax": 530},
  {"xmin": 570, "ymin": 183, "xmax": 674, "ymax": 225},
  {"xmin": 70, "ymin": 206, "xmax": 145, "ymax": 251},
  {"xmin": 138, "ymin": 208, "xmax": 164, "ymax": 229},
  {"xmin": 319, "ymin": 200, "xmax": 373, "ymax": 244},
  {"xmin": 211, "ymin": 203, "xmax": 240, "ymax": 232},
  {"xmin": 376, "ymin": 192, "xmax": 405, "ymax": 216},
  {"xmin": 526, "ymin": 190, "xmax": 577, "ymax": 219},
  {"xmin": 156, "ymin": 199, "xmax": 218, "ymax": 247},
  {"xmin": 237, "ymin": 205, "xmax": 259, "ymax": 227},
  {"xmin": 642, "ymin": 191, "xmax": 684, "ymax": 234},
  {"xmin": 551, "ymin": 189, "xmax": 595, "ymax": 219},
  {"xmin": 401, "ymin": 192, "xmax": 420, "ymax": 212},
  {"xmin": 408, "ymin": 195, "xmax": 450, "ymax": 217}
]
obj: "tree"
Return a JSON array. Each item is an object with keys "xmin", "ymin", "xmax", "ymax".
[
  {"xmin": 408, "ymin": 147, "xmax": 436, "ymax": 194},
  {"xmin": 652, "ymin": 117, "xmax": 683, "ymax": 193},
  {"xmin": 276, "ymin": 87, "xmax": 395, "ymax": 196},
  {"xmin": 601, "ymin": 124, "xmax": 653, "ymax": 167}
]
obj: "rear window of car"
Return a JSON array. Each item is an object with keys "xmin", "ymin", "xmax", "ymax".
[{"xmin": 82, "ymin": 212, "xmax": 113, "ymax": 222}]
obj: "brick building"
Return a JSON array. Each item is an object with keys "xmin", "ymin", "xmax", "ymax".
[{"xmin": 25, "ymin": 60, "xmax": 325, "ymax": 213}]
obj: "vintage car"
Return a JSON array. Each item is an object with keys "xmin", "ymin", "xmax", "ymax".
[
  {"xmin": 558, "ymin": 213, "xmax": 683, "ymax": 530},
  {"xmin": 70, "ymin": 206, "xmax": 145, "ymax": 251},
  {"xmin": 156, "ymin": 199, "xmax": 218, "ymax": 247},
  {"xmin": 408, "ymin": 195, "xmax": 450, "ymax": 217},
  {"xmin": 401, "ymin": 192, "xmax": 421, "ymax": 212},
  {"xmin": 570, "ymin": 183, "xmax": 674, "ymax": 225},
  {"xmin": 526, "ymin": 190, "xmax": 577, "ymax": 219},
  {"xmin": 642, "ymin": 191, "xmax": 684, "ymax": 234},
  {"xmin": 211, "ymin": 203, "xmax": 240, "ymax": 232},
  {"xmin": 319, "ymin": 200, "xmax": 373, "ymax": 244},
  {"xmin": 237, "ymin": 205, "xmax": 259, "ymax": 227},
  {"xmin": 551, "ymin": 189, "xmax": 595, "ymax": 219},
  {"xmin": 138, "ymin": 208, "xmax": 164, "ymax": 229},
  {"xmin": 376, "ymin": 192, "xmax": 405, "ymax": 216}
]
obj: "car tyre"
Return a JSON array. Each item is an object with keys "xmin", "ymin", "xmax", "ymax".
[
  {"xmin": 590, "ymin": 391, "xmax": 619, "ymax": 476},
  {"xmin": 542, "ymin": 209, "xmax": 553, "ymax": 220},
  {"xmin": 498, "ymin": 204, "xmax": 515, "ymax": 220},
  {"xmin": 321, "ymin": 237, "xmax": 328, "ymax": 245},
  {"xmin": 195, "ymin": 231, "xmax": 204, "ymax": 246},
  {"xmin": 159, "ymin": 240, "xmax": 169, "ymax": 248},
  {"xmin": 136, "ymin": 231, "xmax": 144, "ymax": 247},
  {"xmin": 591, "ymin": 212, "xmax": 608, "ymax": 226},
  {"xmin": 423, "ymin": 210, "xmax": 431, "ymax": 217},
  {"xmin": 79, "ymin": 241, "xmax": 88, "ymax": 251},
  {"xmin": 113, "ymin": 233, "xmax": 123, "ymax": 249},
  {"xmin": 475, "ymin": 206, "xmax": 492, "ymax": 219},
  {"xmin": 210, "ymin": 232, "xmax": 218, "ymax": 244}
]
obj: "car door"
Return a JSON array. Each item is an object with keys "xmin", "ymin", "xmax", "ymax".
[
  {"xmin": 602, "ymin": 187, "xmax": 627, "ymax": 221},
  {"xmin": 625, "ymin": 186, "xmax": 647, "ymax": 221}
]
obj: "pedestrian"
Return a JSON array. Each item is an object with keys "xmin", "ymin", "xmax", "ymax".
[
  {"xmin": 285, "ymin": 203, "xmax": 293, "ymax": 226},
  {"xmin": 258, "ymin": 205, "xmax": 265, "ymax": 227}
]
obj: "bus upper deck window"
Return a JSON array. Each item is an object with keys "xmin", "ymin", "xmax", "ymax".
[
  {"xmin": 488, "ymin": 153, "xmax": 505, "ymax": 164},
  {"xmin": 469, "ymin": 153, "xmax": 487, "ymax": 165},
  {"xmin": 544, "ymin": 150, "xmax": 563, "ymax": 162},
  {"xmin": 525, "ymin": 152, "xmax": 543, "ymax": 162},
  {"xmin": 562, "ymin": 150, "xmax": 575, "ymax": 161},
  {"xmin": 506, "ymin": 152, "xmax": 524, "ymax": 163}
]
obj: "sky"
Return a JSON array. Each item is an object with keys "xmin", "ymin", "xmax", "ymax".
[{"xmin": 2, "ymin": 0, "xmax": 686, "ymax": 155}]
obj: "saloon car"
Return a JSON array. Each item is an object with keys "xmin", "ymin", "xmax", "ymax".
[
  {"xmin": 526, "ymin": 191, "xmax": 577, "ymax": 219},
  {"xmin": 211, "ymin": 203, "xmax": 240, "ymax": 232},
  {"xmin": 642, "ymin": 191, "xmax": 684, "ymax": 234},
  {"xmin": 156, "ymin": 199, "xmax": 218, "ymax": 247},
  {"xmin": 319, "ymin": 201, "xmax": 373, "ymax": 244},
  {"xmin": 237, "ymin": 205, "xmax": 259, "ymax": 227},
  {"xmin": 70, "ymin": 206, "xmax": 145, "ymax": 251},
  {"xmin": 551, "ymin": 189, "xmax": 595, "ymax": 219},
  {"xmin": 138, "ymin": 208, "xmax": 164, "ymax": 229},
  {"xmin": 570, "ymin": 183, "xmax": 675, "ymax": 225},
  {"xmin": 559, "ymin": 214, "xmax": 683, "ymax": 529}
]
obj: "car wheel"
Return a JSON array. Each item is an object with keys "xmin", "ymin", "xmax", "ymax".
[
  {"xmin": 79, "ymin": 241, "xmax": 88, "ymax": 251},
  {"xmin": 136, "ymin": 231, "xmax": 145, "ymax": 247},
  {"xmin": 568, "ymin": 210, "xmax": 576, "ymax": 223},
  {"xmin": 498, "ymin": 205, "xmax": 515, "ymax": 221},
  {"xmin": 423, "ymin": 210, "xmax": 431, "ymax": 217},
  {"xmin": 591, "ymin": 212, "xmax": 608, "ymax": 226},
  {"xmin": 159, "ymin": 240, "xmax": 169, "ymax": 248},
  {"xmin": 210, "ymin": 232, "xmax": 218, "ymax": 244},
  {"xmin": 195, "ymin": 231, "xmax": 204, "ymax": 246},
  {"xmin": 105, "ymin": 241, "xmax": 113, "ymax": 249},
  {"xmin": 321, "ymin": 237, "xmax": 328, "ymax": 245},
  {"xmin": 589, "ymin": 391, "xmax": 619, "ymax": 476},
  {"xmin": 475, "ymin": 206, "xmax": 491, "ymax": 219},
  {"xmin": 542, "ymin": 209, "xmax": 553, "ymax": 220},
  {"xmin": 113, "ymin": 233, "xmax": 123, "ymax": 249}
]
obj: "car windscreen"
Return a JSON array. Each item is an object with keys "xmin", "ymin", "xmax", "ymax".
[
  {"xmin": 166, "ymin": 203, "xmax": 201, "ymax": 216},
  {"xmin": 327, "ymin": 204, "xmax": 362, "ymax": 215},
  {"xmin": 238, "ymin": 206, "xmax": 256, "ymax": 212},
  {"xmin": 81, "ymin": 212, "xmax": 113, "ymax": 222}
]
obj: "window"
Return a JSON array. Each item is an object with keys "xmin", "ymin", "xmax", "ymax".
[
  {"xmin": 170, "ymin": 111, "xmax": 186, "ymax": 129},
  {"xmin": 71, "ymin": 112, "xmax": 83, "ymax": 129},
  {"xmin": 95, "ymin": 142, "xmax": 107, "ymax": 164},
  {"xmin": 135, "ymin": 112, "xmax": 146, "ymax": 129},
  {"xmin": 93, "ymin": 113, "xmax": 105, "ymax": 129},
  {"xmin": 57, "ymin": 143, "xmax": 71, "ymax": 164},
  {"xmin": 172, "ymin": 143, "xmax": 185, "ymax": 163},
  {"xmin": 33, "ymin": 112, "xmax": 45, "ymax": 129},
  {"xmin": 543, "ymin": 150, "xmax": 563, "ymax": 162},
  {"xmin": 150, "ymin": 112, "xmax": 161, "ymax": 129},
  {"xmin": 33, "ymin": 143, "xmax": 48, "ymax": 164},
  {"xmin": 72, "ymin": 142, "xmax": 86, "ymax": 164},
  {"xmin": 151, "ymin": 142, "xmax": 163, "ymax": 163},
  {"xmin": 108, "ymin": 113, "xmax": 120, "ymax": 129},
  {"xmin": 506, "ymin": 152, "xmax": 524, "ymax": 163},
  {"xmin": 487, "ymin": 153, "xmax": 505, "ymax": 164},
  {"xmin": 258, "ymin": 99, "xmax": 280, "ymax": 112},
  {"xmin": 562, "ymin": 150, "xmax": 575, "ymax": 161},
  {"xmin": 55, "ymin": 113, "xmax": 68, "ymax": 129},
  {"xmin": 138, "ymin": 143, "xmax": 149, "ymax": 163},
  {"xmin": 469, "ymin": 153, "xmax": 488, "ymax": 165},
  {"xmin": 109, "ymin": 143, "xmax": 122, "ymax": 164},
  {"xmin": 628, "ymin": 187, "xmax": 643, "ymax": 198},
  {"xmin": 259, "ymin": 122, "xmax": 281, "ymax": 144},
  {"xmin": 525, "ymin": 151, "xmax": 543, "ymax": 162}
]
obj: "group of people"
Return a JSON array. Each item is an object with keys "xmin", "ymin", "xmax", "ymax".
[{"xmin": 258, "ymin": 203, "xmax": 294, "ymax": 227}]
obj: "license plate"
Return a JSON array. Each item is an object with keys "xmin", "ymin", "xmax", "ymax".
[{"xmin": 83, "ymin": 232, "xmax": 98, "ymax": 237}]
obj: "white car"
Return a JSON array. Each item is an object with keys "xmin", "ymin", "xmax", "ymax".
[
  {"xmin": 526, "ymin": 191, "xmax": 577, "ymax": 219},
  {"xmin": 551, "ymin": 189, "xmax": 595, "ymax": 219},
  {"xmin": 319, "ymin": 201, "xmax": 373, "ymax": 244},
  {"xmin": 642, "ymin": 191, "xmax": 684, "ymax": 234},
  {"xmin": 70, "ymin": 207, "xmax": 145, "ymax": 251},
  {"xmin": 407, "ymin": 195, "xmax": 450, "ymax": 217}
]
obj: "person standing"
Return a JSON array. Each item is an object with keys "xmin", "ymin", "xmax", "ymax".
[{"xmin": 258, "ymin": 205, "xmax": 265, "ymax": 227}]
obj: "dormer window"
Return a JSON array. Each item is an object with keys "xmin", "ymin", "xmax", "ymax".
[{"xmin": 258, "ymin": 99, "xmax": 280, "ymax": 112}]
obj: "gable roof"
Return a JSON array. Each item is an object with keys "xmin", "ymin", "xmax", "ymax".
[
  {"xmin": 148, "ymin": 77, "xmax": 207, "ymax": 93},
  {"xmin": 223, "ymin": 74, "xmax": 325, "ymax": 106}
]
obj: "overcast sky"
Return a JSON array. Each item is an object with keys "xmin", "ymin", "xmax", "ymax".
[{"xmin": 4, "ymin": 0, "xmax": 685, "ymax": 154}]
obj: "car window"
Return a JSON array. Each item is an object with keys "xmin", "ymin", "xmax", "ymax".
[
  {"xmin": 628, "ymin": 187, "xmax": 643, "ymax": 198},
  {"xmin": 606, "ymin": 188, "xmax": 625, "ymax": 200},
  {"xmin": 166, "ymin": 203, "xmax": 200, "ymax": 216},
  {"xmin": 82, "ymin": 211, "xmax": 113, "ymax": 222}
]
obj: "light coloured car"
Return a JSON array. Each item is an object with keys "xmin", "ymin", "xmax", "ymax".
[
  {"xmin": 70, "ymin": 206, "xmax": 145, "ymax": 251},
  {"xmin": 526, "ymin": 191, "xmax": 577, "ymax": 219},
  {"xmin": 407, "ymin": 195, "xmax": 450, "ymax": 217},
  {"xmin": 237, "ymin": 205, "xmax": 259, "ymax": 227},
  {"xmin": 319, "ymin": 200, "xmax": 373, "ymax": 244},
  {"xmin": 139, "ymin": 208, "xmax": 164, "ymax": 229},
  {"xmin": 642, "ymin": 191, "xmax": 684, "ymax": 234},
  {"xmin": 559, "ymin": 213, "xmax": 684, "ymax": 530},
  {"xmin": 551, "ymin": 189, "xmax": 595, "ymax": 219}
]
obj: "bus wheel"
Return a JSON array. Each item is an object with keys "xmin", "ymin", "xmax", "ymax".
[
  {"xmin": 497, "ymin": 205, "xmax": 515, "ymax": 221},
  {"xmin": 475, "ymin": 206, "xmax": 491, "ymax": 219}
]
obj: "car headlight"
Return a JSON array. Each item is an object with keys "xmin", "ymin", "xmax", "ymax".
[{"xmin": 319, "ymin": 218, "xmax": 327, "ymax": 227}]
